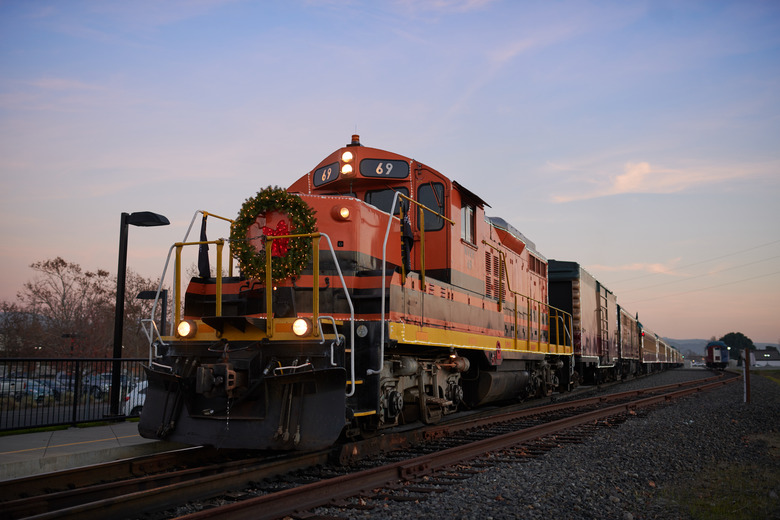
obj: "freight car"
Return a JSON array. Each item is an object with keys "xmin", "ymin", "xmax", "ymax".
[
  {"xmin": 617, "ymin": 305, "xmax": 642, "ymax": 378},
  {"xmin": 547, "ymin": 260, "xmax": 682, "ymax": 384},
  {"xmin": 138, "ymin": 135, "xmax": 676, "ymax": 450},
  {"xmin": 548, "ymin": 260, "xmax": 618, "ymax": 384},
  {"xmin": 643, "ymin": 330, "xmax": 682, "ymax": 372}
]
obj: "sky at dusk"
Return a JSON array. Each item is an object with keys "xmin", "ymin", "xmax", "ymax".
[{"xmin": 1, "ymin": 1, "xmax": 778, "ymax": 344}]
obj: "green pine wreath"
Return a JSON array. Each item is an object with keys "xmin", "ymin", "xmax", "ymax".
[{"xmin": 230, "ymin": 186, "xmax": 317, "ymax": 281}]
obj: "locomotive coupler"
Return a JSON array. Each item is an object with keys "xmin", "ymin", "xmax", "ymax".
[{"xmin": 196, "ymin": 362, "xmax": 240, "ymax": 398}]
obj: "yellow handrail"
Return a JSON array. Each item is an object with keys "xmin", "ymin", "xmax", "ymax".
[
  {"xmin": 173, "ymin": 239, "xmax": 228, "ymax": 326},
  {"xmin": 171, "ymin": 231, "xmax": 338, "ymax": 345},
  {"xmin": 265, "ymin": 232, "xmax": 322, "ymax": 338},
  {"xmin": 200, "ymin": 210, "xmax": 234, "ymax": 224},
  {"xmin": 482, "ymin": 239, "xmax": 572, "ymax": 351}
]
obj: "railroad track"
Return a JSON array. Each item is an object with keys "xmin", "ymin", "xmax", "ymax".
[{"xmin": 0, "ymin": 372, "xmax": 736, "ymax": 520}]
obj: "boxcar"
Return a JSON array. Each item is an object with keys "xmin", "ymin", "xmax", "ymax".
[{"xmin": 548, "ymin": 260, "xmax": 619, "ymax": 384}]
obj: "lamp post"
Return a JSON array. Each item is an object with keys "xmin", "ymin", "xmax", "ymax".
[{"xmin": 110, "ymin": 211, "xmax": 169, "ymax": 417}]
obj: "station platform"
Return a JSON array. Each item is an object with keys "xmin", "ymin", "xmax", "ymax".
[{"xmin": 0, "ymin": 421, "xmax": 184, "ymax": 481}]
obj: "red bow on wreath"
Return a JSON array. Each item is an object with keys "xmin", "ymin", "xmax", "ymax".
[{"xmin": 262, "ymin": 220, "xmax": 290, "ymax": 257}]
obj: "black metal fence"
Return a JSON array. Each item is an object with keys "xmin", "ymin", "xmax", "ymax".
[{"xmin": 0, "ymin": 358, "xmax": 147, "ymax": 432}]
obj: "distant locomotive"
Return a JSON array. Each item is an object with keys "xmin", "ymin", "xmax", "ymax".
[
  {"xmin": 705, "ymin": 341, "xmax": 730, "ymax": 370},
  {"xmin": 138, "ymin": 135, "xmax": 681, "ymax": 450}
]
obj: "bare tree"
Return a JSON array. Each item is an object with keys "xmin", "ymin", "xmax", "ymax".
[
  {"xmin": 15, "ymin": 258, "xmax": 112, "ymax": 356},
  {"xmin": 3, "ymin": 257, "xmax": 164, "ymax": 359},
  {"xmin": 122, "ymin": 271, "xmax": 166, "ymax": 359},
  {"xmin": 0, "ymin": 302, "xmax": 48, "ymax": 357}
]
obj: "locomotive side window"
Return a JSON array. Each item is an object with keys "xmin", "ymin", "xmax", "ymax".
[
  {"xmin": 529, "ymin": 255, "xmax": 547, "ymax": 277},
  {"xmin": 365, "ymin": 187, "xmax": 409, "ymax": 215},
  {"xmin": 417, "ymin": 182, "xmax": 445, "ymax": 231},
  {"xmin": 461, "ymin": 203, "xmax": 475, "ymax": 245}
]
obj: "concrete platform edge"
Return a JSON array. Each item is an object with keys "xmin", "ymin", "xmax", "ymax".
[{"xmin": 0, "ymin": 439, "xmax": 185, "ymax": 481}]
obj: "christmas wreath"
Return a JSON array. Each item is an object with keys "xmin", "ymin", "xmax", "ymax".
[{"xmin": 230, "ymin": 187, "xmax": 317, "ymax": 281}]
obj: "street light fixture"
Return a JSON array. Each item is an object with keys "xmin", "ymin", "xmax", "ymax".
[{"xmin": 110, "ymin": 211, "xmax": 169, "ymax": 418}]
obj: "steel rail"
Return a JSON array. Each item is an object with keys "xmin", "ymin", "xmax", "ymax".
[
  {"xmin": 176, "ymin": 375, "xmax": 738, "ymax": 520},
  {"xmin": 7, "ymin": 373, "xmax": 735, "ymax": 520},
  {"xmin": 14, "ymin": 451, "xmax": 333, "ymax": 520},
  {"xmin": 430, "ymin": 372, "xmax": 732, "ymax": 435},
  {"xmin": 337, "ymin": 372, "xmax": 733, "ymax": 463},
  {"xmin": 3, "ymin": 453, "xmax": 302, "ymax": 519},
  {"xmin": 0, "ymin": 446, "xmax": 211, "ymax": 502}
]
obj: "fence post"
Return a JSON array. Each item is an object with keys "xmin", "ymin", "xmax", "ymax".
[{"xmin": 71, "ymin": 360, "xmax": 81, "ymax": 426}]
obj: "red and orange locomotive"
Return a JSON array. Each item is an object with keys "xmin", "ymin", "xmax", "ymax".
[{"xmin": 139, "ymin": 135, "xmax": 575, "ymax": 449}]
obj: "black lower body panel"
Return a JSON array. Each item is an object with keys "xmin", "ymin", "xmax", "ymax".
[{"xmin": 138, "ymin": 366, "xmax": 347, "ymax": 450}]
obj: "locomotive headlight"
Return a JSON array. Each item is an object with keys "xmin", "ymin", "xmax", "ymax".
[
  {"xmin": 292, "ymin": 317, "xmax": 313, "ymax": 337},
  {"xmin": 341, "ymin": 151, "xmax": 354, "ymax": 163},
  {"xmin": 177, "ymin": 319, "xmax": 198, "ymax": 338},
  {"xmin": 340, "ymin": 163, "xmax": 353, "ymax": 175},
  {"xmin": 331, "ymin": 205, "xmax": 351, "ymax": 221}
]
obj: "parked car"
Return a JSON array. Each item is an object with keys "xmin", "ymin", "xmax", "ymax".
[
  {"xmin": 35, "ymin": 379, "xmax": 63, "ymax": 401},
  {"xmin": 17, "ymin": 380, "xmax": 55, "ymax": 403},
  {"xmin": 0, "ymin": 377, "xmax": 26, "ymax": 397},
  {"xmin": 83, "ymin": 373, "xmax": 135, "ymax": 399},
  {"xmin": 124, "ymin": 380, "xmax": 148, "ymax": 416},
  {"xmin": 54, "ymin": 373, "xmax": 78, "ymax": 392}
]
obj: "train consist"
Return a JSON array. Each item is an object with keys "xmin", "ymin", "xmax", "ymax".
[
  {"xmin": 548, "ymin": 260, "xmax": 681, "ymax": 384},
  {"xmin": 138, "ymin": 135, "xmax": 681, "ymax": 450}
]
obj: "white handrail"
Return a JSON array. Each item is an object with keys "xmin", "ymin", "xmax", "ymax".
[{"xmin": 369, "ymin": 191, "xmax": 402, "ymax": 376}]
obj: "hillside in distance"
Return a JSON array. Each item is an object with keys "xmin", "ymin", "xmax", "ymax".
[{"xmin": 664, "ymin": 338, "xmax": 779, "ymax": 359}]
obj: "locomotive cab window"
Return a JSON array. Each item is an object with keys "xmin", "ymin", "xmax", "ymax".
[
  {"xmin": 461, "ymin": 203, "xmax": 475, "ymax": 245},
  {"xmin": 417, "ymin": 182, "xmax": 445, "ymax": 231},
  {"xmin": 365, "ymin": 187, "xmax": 408, "ymax": 215}
]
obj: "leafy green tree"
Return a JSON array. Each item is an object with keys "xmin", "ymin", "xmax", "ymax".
[{"xmin": 718, "ymin": 332, "xmax": 754, "ymax": 366}]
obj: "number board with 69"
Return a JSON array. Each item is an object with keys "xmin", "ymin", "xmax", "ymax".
[
  {"xmin": 360, "ymin": 159, "xmax": 409, "ymax": 179},
  {"xmin": 313, "ymin": 162, "xmax": 340, "ymax": 187}
]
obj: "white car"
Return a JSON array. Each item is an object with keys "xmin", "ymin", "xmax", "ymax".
[{"xmin": 124, "ymin": 380, "xmax": 148, "ymax": 416}]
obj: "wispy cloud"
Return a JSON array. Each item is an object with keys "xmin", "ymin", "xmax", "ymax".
[
  {"xmin": 551, "ymin": 159, "xmax": 778, "ymax": 203},
  {"xmin": 442, "ymin": 21, "xmax": 584, "ymax": 122},
  {"xmin": 394, "ymin": 0, "xmax": 496, "ymax": 14},
  {"xmin": 589, "ymin": 259, "xmax": 683, "ymax": 277},
  {"xmin": 0, "ymin": 77, "xmax": 123, "ymax": 113},
  {"xmin": 28, "ymin": 77, "xmax": 106, "ymax": 92}
]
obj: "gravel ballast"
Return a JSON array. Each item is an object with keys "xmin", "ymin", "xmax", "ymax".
[{"xmin": 319, "ymin": 369, "xmax": 780, "ymax": 520}]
